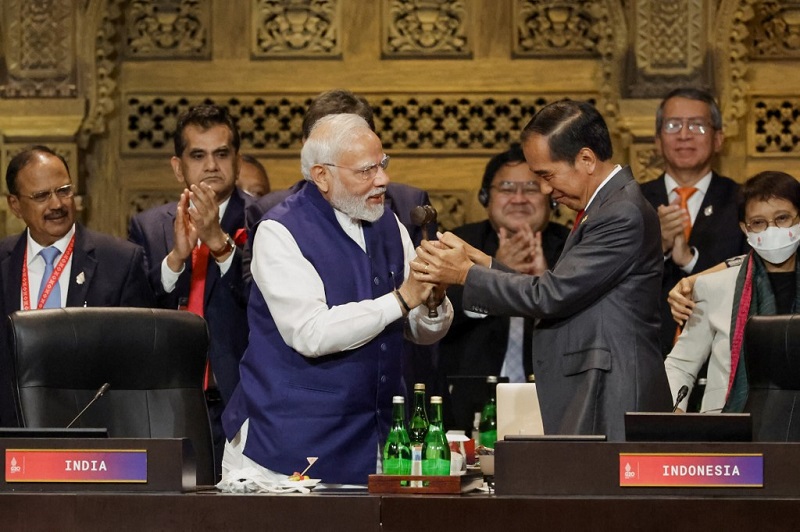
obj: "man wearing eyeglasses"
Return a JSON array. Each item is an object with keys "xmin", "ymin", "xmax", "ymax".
[
  {"xmin": 438, "ymin": 144, "xmax": 569, "ymax": 430},
  {"xmin": 641, "ymin": 87, "xmax": 748, "ymax": 358},
  {"xmin": 221, "ymin": 113, "xmax": 452, "ymax": 485},
  {"xmin": 0, "ymin": 145, "xmax": 153, "ymax": 425}
]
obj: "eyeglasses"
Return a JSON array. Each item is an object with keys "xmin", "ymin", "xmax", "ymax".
[
  {"xmin": 491, "ymin": 181, "xmax": 542, "ymax": 196},
  {"xmin": 323, "ymin": 154, "xmax": 390, "ymax": 181},
  {"xmin": 17, "ymin": 184, "xmax": 74, "ymax": 203},
  {"xmin": 662, "ymin": 118, "xmax": 713, "ymax": 136},
  {"xmin": 745, "ymin": 213, "xmax": 799, "ymax": 233}
]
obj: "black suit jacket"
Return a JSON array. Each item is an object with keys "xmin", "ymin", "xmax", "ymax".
[
  {"xmin": 0, "ymin": 224, "xmax": 154, "ymax": 426},
  {"xmin": 640, "ymin": 173, "xmax": 748, "ymax": 356},
  {"xmin": 440, "ymin": 220, "xmax": 569, "ymax": 431},
  {"xmin": 128, "ymin": 189, "xmax": 250, "ymax": 404}
]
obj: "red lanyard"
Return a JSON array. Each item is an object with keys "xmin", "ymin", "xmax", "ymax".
[{"xmin": 21, "ymin": 235, "xmax": 76, "ymax": 310}]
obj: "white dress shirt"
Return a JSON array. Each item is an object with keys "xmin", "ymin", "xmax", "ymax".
[{"xmin": 23, "ymin": 224, "xmax": 76, "ymax": 308}]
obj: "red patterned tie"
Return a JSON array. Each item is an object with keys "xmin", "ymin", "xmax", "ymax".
[
  {"xmin": 187, "ymin": 244, "xmax": 212, "ymax": 389},
  {"xmin": 675, "ymin": 187, "xmax": 698, "ymax": 241}
]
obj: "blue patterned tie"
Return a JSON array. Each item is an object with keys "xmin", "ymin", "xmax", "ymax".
[
  {"xmin": 502, "ymin": 317, "xmax": 526, "ymax": 383},
  {"xmin": 38, "ymin": 246, "xmax": 61, "ymax": 309}
]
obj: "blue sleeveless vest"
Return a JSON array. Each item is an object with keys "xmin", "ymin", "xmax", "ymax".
[{"xmin": 223, "ymin": 183, "xmax": 406, "ymax": 484}]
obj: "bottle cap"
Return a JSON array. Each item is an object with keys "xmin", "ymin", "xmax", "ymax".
[
  {"xmin": 527, "ymin": 374, "xmax": 536, "ymax": 383},
  {"xmin": 430, "ymin": 396, "xmax": 442, "ymax": 404},
  {"xmin": 392, "ymin": 395, "xmax": 405, "ymax": 404},
  {"xmin": 486, "ymin": 376, "xmax": 498, "ymax": 383},
  {"xmin": 414, "ymin": 383, "xmax": 426, "ymax": 391}
]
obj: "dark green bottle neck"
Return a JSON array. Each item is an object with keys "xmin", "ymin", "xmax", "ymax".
[
  {"xmin": 429, "ymin": 403, "xmax": 443, "ymax": 427},
  {"xmin": 392, "ymin": 402, "xmax": 406, "ymax": 425}
]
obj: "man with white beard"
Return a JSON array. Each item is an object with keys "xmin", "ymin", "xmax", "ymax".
[{"xmin": 221, "ymin": 113, "xmax": 452, "ymax": 485}]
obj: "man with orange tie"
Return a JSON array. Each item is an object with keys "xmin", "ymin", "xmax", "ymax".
[
  {"xmin": 640, "ymin": 88, "xmax": 748, "ymax": 357},
  {"xmin": 128, "ymin": 105, "xmax": 251, "ymax": 477}
]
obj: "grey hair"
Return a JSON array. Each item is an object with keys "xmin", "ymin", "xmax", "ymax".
[
  {"xmin": 655, "ymin": 87, "xmax": 723, "ymax": 134},
  {"xmin": 300, "ymin": 113, "xmax": 372, "ymax": 181}
]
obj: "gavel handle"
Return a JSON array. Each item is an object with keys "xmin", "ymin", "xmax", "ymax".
[{"xmin": 426, "ymin": 294, "xmax": 438, "ymax": 318}]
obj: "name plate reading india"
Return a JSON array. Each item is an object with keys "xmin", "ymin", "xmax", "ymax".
[
  {"xmin": 5, "ymin": 449, "xmax": 147, "ymax": 483},
  {"xmin": 619, "ymin": 453, "xmax": 763, "ymax": 488}
]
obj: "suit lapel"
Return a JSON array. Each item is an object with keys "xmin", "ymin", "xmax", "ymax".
[
  {"xmin": 689, "ymin": 172, "xmax": 723, "ymax": 245},
  {"xmin": 1, "ymin": 234, "xmax": 27, "ymax": 314},
  {"xmin": 66, "ymin": 225, "xmax": 97, "ymax": 307}
]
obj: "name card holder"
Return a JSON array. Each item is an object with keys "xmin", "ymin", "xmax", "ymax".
[{"xmin": 0, "ymin": 438, "xmax": 195, "ymax": 492}]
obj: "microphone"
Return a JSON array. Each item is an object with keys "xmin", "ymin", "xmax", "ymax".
[
  {"xmin": 67, "ymin": 383, "xmax": 110, "ymax": 428},
  {"xmin": 672, "ymin": 385, "xmax": 689, "ymax": 413}
]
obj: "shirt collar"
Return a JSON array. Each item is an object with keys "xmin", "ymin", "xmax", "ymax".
[
  {"xmin": 26, "ymin": 224, "xmax": 76, "ymax": 265},
  {"xmin": 584, "ymin": 164, "xmax": 622, "ymax": 211},
  {"xmin": 664, "ymin": 171, "xmax": 713, "ymax": 196}
]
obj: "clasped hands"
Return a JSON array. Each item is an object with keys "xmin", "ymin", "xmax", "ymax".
[
  {"xmin": 658, "ymin": 201, "xmax": 693, "ymax": 267},
  {"xmin": 410, "ymin": 232, "xmax": 491, "ymax": 287},
  {"xmin": 166, "ymin": 183, "xmax": 231, "ymax": 272}
]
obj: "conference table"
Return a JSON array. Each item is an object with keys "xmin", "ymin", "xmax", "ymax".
[{"xmin": 4, "ymin": 438, "xmax": 800, "ymax": 531}]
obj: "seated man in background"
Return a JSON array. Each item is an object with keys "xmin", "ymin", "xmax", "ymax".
[
  {"xmin": 665, "ymin": 171, "xmax": 800, "ymax": 413},
  {"xmin": 440, "ymin": 144, "xmax": 569, "ymax": 430},
  {"xmin": 237, "ymin": 154, "xmax": 270, "ymax": 198},
  {"xmin": 222, "ymin": 113, "xmax": 452, "ymax": 485},
  {"xmin": 0, "ymin": 145, "xmax": 153, "ymax": 425}
]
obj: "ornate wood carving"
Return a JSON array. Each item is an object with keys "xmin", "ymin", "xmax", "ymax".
[
  {"xmin": 0, "ymin": 0, "xmax": 77, "ymax": 98},
  {"xmin": 123, "ymin": 93, "xmax": 592, "ymax": 154},
  {"xmin": 123, "ymin": 0, "xmax": 210, "ymax": 59},
  {"xmin": 625, "ymin": 0, "xmax": 708, "ymax": 98},
  {"xmin": 382, "ymin": 0, "xmax": 470, "ymax": 58},
  {"xmin": 428, "ymin": 191, "xmax": 466, "ymax": 233},
  {"xmin": 252, "ymin": 0, "xmax": 340, "ymax": 58},
  {"xmin": 129, "ymin": 191, "xmax": 177, "ymax": 219},
  {"xmin": 513, "ymin": 0, "xmax": 600, "ymax": 57},
  {"xmin": 749, "ymin": 1, "xmax": 800, "ymax": 59},
  {"xmin": 752, "ymin": 97, "xmax": 800, "ymax": 156}
]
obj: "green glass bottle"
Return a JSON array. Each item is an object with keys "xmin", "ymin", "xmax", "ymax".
[
  {"xmin": 478, "ymin": 376, "xmax": 498, "ymax": 449},
  {"xmin": 422, "ymin": 395, "xmax": 451, "ymax": 476},
  {"xmin": 383, "ymin": 396, "xmax": 412, "ymax": 475},
  {"xmin": 409, "ymin": 383, "xmax": 429, "ymax": 445}
]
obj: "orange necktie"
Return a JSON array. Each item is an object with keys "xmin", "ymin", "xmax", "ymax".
[
  {"xmin": 675, "ymin": 187, "xmax": 698, "ymax": 241},
  {"xmin": 187, "ymin": 244, "xmax": 212, "ymax": 389}
]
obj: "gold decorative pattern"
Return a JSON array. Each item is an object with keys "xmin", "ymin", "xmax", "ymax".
[
  {"xmin": 751, "ymin": 97, "xmax": 800, "ymax": 156},
  {"xmin": 124, "ymin": 0, "xmax": 210, "ymax": 59},
  {"xmin": 428, "ymin": 191, "xmax": 466, "ymax": 233},
  {"xmin": 383, "ymin": 0, "xmax": 470, "ymax": 57},
  {"xmin": 749, "ymin": 1, "xmax": 800, "ymax": 58},
  {"xmin": 0, "ymin": 0, "xmax": 77, "ymax": 97},
  {"xmin": 122, "ymin": 93, "xmax": 593, "ymax": 154},
  {"xmin": 628, "ymin": 143, "xmax": 663, "ymax": 184},
  {"xmin": 634, "ymin": 0, "xmax": 703, "ymax": 77},
  {"xmin": 513, "ymin": 0, "xmax": 600, "ymax": 57},
  {"xmin": 79, "ymin": 0, "xmax": 126, "ymax": 147},
  {"xmin": 129, "ymin": 191, "xmax": 178, "ymax": 219},
  {"xmin": 252, "ymin": 0, "xmax": 340, "ymax": 58}
]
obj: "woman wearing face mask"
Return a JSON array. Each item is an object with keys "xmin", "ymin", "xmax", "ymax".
[{"xmin": 665, "ymin": 170, "xmax": 800, "ymax": 413}]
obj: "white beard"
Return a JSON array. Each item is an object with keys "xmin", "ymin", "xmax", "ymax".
[{"xmin": 329, "ymin": 178, "xmax": 386, "ymax": 222}]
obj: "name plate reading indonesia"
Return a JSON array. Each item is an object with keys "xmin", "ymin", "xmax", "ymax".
[
  {"xmin": 619, "ymin": 453, "xmax": 763, "ymax": 488},
  {"xmin": 5, "ymin": 449, "xmax": 147, "ymax": 483}
]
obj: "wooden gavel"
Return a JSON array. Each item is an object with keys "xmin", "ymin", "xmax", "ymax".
[{"xmin": 410, "ymin": 205, "xmax": 439, "ymax": 318}]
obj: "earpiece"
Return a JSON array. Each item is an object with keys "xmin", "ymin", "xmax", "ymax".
[
  {"xmin": 550, "ymin": 198, "xmax": 558, "ymax": 210},
  {"xmin": 478, "ymin": 187, "xmax": 489, "ymax": 207}
]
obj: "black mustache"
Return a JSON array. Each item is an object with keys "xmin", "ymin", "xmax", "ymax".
[{"xmin": 44, "ymin": 209, "xmax": 68, "ymax": 220}]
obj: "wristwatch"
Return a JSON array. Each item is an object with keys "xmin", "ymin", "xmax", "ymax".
[{"xmin": 209, "ymin": 233, "xmax": 235, "ymax": 259}]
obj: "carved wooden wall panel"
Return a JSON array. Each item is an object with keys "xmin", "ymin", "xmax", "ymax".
[
  {"xmin": 513, "ymin": 0, "xmax": 601, "ymax": 57},
  {"xmin": 123, "ymin": 0, "xmax": 210, "ymax": 59},
  {"xmin": 251, "ymin": 0, "xmax": 340, "ymax": 58},
  {"xmin": 382, "ymin": 0, "xmax": 470, "ymax": 58},
  {"xmin": 749, "ymin": 1, "xmax": 800, "ymax": 58}
]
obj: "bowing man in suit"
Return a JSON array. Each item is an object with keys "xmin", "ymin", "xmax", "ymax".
[
  {"xmin": 440, "ymin": 144, "xmax": 568, "ymax": 430},
  {"xmin": 128, "ymin": 105, "xmax": 250, "ymax": 475},
  {"xmin": 0, "ymin": 145, "xmax": 153, "ymax": 425},
  {"xmin": 640, "ymin": 87, "xmax": 748, "ymax": 357},
  {"xmin": 413, "ymin": 100, "xmax": 672, "ymax": 441}
]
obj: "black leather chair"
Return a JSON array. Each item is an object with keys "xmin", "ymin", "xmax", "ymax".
[
  {"xmin": 9, "ymin": 307, "xmax": 215, "ymax": 485},
  {"xmin": 744, "ymin": 314, "xmax": 800, "ymax": 441}
]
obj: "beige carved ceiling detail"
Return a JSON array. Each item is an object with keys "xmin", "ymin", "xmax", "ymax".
[
  {"xmin": 715, "ymin": 0, "xmax": 759, "ymax": 139},
  {"xmin": 252, "ymin": 0, "xmax": 340, "ymax": 58},
  {"xmin": 749, "ymin": 1, "xmax": 800, "ymax": 58},
  {"xmin": 751, "ymin": 97, "xmax": 800, "ymax": 156},
  {"xmin": 0, "ymin": 0, "xmax": 77, "ymax": 97},
  {"xmin": 513, "ymin": 0, "xmax": 600, "ymax": 57},
  {"xmin": 122, "ymin": 93, "xmax": 593, "ymax": 154},
  {"xmin": 78, "ymin": 0, "xmax": 125, "ymax": 148},
  {"xmin": 382, "ymin": 0, "xmax": 469, "ymax": 57},
  {"xmin": 634, "ymin": 0, "xmax": 703, "ymax": 77},
  {"xmin": 124, "ymin": 0, "xmax": 209, "ymax": 59}
]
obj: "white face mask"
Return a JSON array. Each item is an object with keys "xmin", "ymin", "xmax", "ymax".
[{"xmin": 747, "ymin": 223, "xmax": 800, "ymax": 265}]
